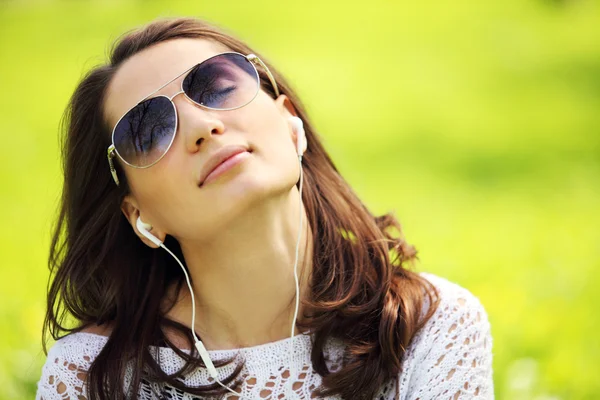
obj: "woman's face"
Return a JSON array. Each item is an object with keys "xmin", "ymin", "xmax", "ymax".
[{"xmin": 103, "ymin": 38, "xmax": 300, "ymax": 242}]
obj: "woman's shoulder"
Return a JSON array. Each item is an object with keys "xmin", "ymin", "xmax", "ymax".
[
  {"xmin": 45, "ymin": 326, "xmax": 111, "ymax": 359},
  {"xmin": 398, "ymin": 271, "xmax": 495, "ymax": 398},
  {"xmin": 414, "ymin": 270, "xmax": 492, "ymax": 343},
  {"xmin": 47, "ymin": 324, "xmax": 113, "ymax": 360},
  {"xmin": 416, "ymin": 271, "xmax": 490, "ymax": 319},
  {"xmin": 35, "ymin": 328, "xmax": 110, "ymax": 400}
]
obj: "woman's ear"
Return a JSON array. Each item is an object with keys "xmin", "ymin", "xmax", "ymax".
[
  {"xmin": 275, "ymin": 94, "xmax": 307, "ymax": 155},
  {"xmin": 275, "ymin": 94, "xmax": 297, "ymax": 116},
  {"xmin": 120, "ymin": 196, "xmax": 165, "ymax": 249}
]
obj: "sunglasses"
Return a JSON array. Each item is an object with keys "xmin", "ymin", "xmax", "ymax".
[{"xmin": 106, "ymin": 51, "xmax": 280, "ymax": 186}]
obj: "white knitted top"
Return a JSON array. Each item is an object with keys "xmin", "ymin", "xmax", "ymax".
[{"xmin": 35, "ymin": 272, "xmax": 494, "ymax": 399}]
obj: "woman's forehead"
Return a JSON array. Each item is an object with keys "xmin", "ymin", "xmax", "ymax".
[{"xmin": 104, "ymin": 38, "xmax": 230, "ymax": 127}]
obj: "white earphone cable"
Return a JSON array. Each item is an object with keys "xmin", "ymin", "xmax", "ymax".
[
  {"xmin": 289, "ymin": 154, "xmax": 304, "ymax": 396},
  {"xmin": 158, "ymin": 243, "xmax": 241, "ymax": 396}
]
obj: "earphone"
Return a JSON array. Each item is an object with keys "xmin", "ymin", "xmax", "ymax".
[
  {"xmin": 134, "ymin": 116, "xmax": 307, "ymax": 398},
  {"xmin": 289, "ymin": 116, "xmax": 306, "ymax": 157}
]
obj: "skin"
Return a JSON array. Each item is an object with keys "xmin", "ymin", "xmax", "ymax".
[{"xmin": 101, "ymin": 38, "xmax": 313, "ymax": 350}]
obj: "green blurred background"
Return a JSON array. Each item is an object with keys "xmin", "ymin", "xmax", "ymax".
[{"xmin": 1, "ymin": 0, "xmax": 598, "ymax": 399}]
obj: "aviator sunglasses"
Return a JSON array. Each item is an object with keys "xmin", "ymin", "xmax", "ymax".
[{"xmin": 106, "ymin": 51, "xmax": 280, "ymax": 186}]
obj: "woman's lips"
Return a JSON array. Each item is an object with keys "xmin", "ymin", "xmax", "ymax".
[{"xmin": 201, "ymin": 150, "xmax": 251, "ymax": 186}]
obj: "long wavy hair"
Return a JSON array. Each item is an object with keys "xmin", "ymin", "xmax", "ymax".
[{"xmin": 43, "ymin": 16, "xmax": 440, "ymax": 400}]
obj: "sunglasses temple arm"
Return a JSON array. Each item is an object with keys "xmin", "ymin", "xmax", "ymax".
[
  {"xmin": 248, "ymin": 54, "xmax": 280, "ymax": 98},
  {"xmin": 107, "ymin": 144, "xmax": 121, "ymax": 186}
]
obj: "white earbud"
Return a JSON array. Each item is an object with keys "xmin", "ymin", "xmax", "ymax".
[
  {"xmin": 289, "ymin": 116, "xmax": 306, "ymax": 157},
  {"xmin": 136, "ymin": 216, "xmax": 163, "ymax": 247}
]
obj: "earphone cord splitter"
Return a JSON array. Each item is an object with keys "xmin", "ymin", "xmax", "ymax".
[{"xmin": 158, "ymin": 154, "xmax": 304, "ymax": 399}]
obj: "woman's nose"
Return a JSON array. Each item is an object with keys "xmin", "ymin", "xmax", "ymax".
[{"xmin": 174, "ymin": 95, "xmax": 226, "ymax": 153}]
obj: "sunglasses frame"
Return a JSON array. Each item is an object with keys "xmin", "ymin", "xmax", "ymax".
[{"xmin": 106, "ymin": 51, "xmax": 280, "ymax": 186}]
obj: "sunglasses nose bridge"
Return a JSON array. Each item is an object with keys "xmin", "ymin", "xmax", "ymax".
[{"xmin": 168, "ymin": 90, "xmax": 185, "ymax": 101}]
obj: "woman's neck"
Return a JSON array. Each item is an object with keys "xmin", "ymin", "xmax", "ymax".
[{"xmin": 165, "ymin": 189, "xmax": 313, "ymax": 350}]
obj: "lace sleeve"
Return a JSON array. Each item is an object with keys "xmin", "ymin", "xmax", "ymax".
[
  {"xmin": 401, "ymin": 274, "xmax": 495, "ymax": 399},
  {"xmin": 35, "ymin": 334, "xmax": 103, "ymax": 400}
]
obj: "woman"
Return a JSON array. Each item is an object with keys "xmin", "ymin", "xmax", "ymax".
[{"xmin": 36, "ymin": 16, "xmax": 494, "ymax": 400}]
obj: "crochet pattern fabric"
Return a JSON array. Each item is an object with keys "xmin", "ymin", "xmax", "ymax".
[{"xmin": 36, "ymin": 272, "xmax": 494, "ymax": 399}]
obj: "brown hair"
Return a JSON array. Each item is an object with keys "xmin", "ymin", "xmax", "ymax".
[{"xmin": 43, "ymin": 16, "xmax": 440, "ymax": 400}]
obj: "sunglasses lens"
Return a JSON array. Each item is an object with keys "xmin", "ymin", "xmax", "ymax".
[
  {"xmin": 113, "ymin": 96, "xmax": 176, "ymax": 167},
  {"xmin": 182, "ymin": 53, "xmax": 259, "ymax": 109}
]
